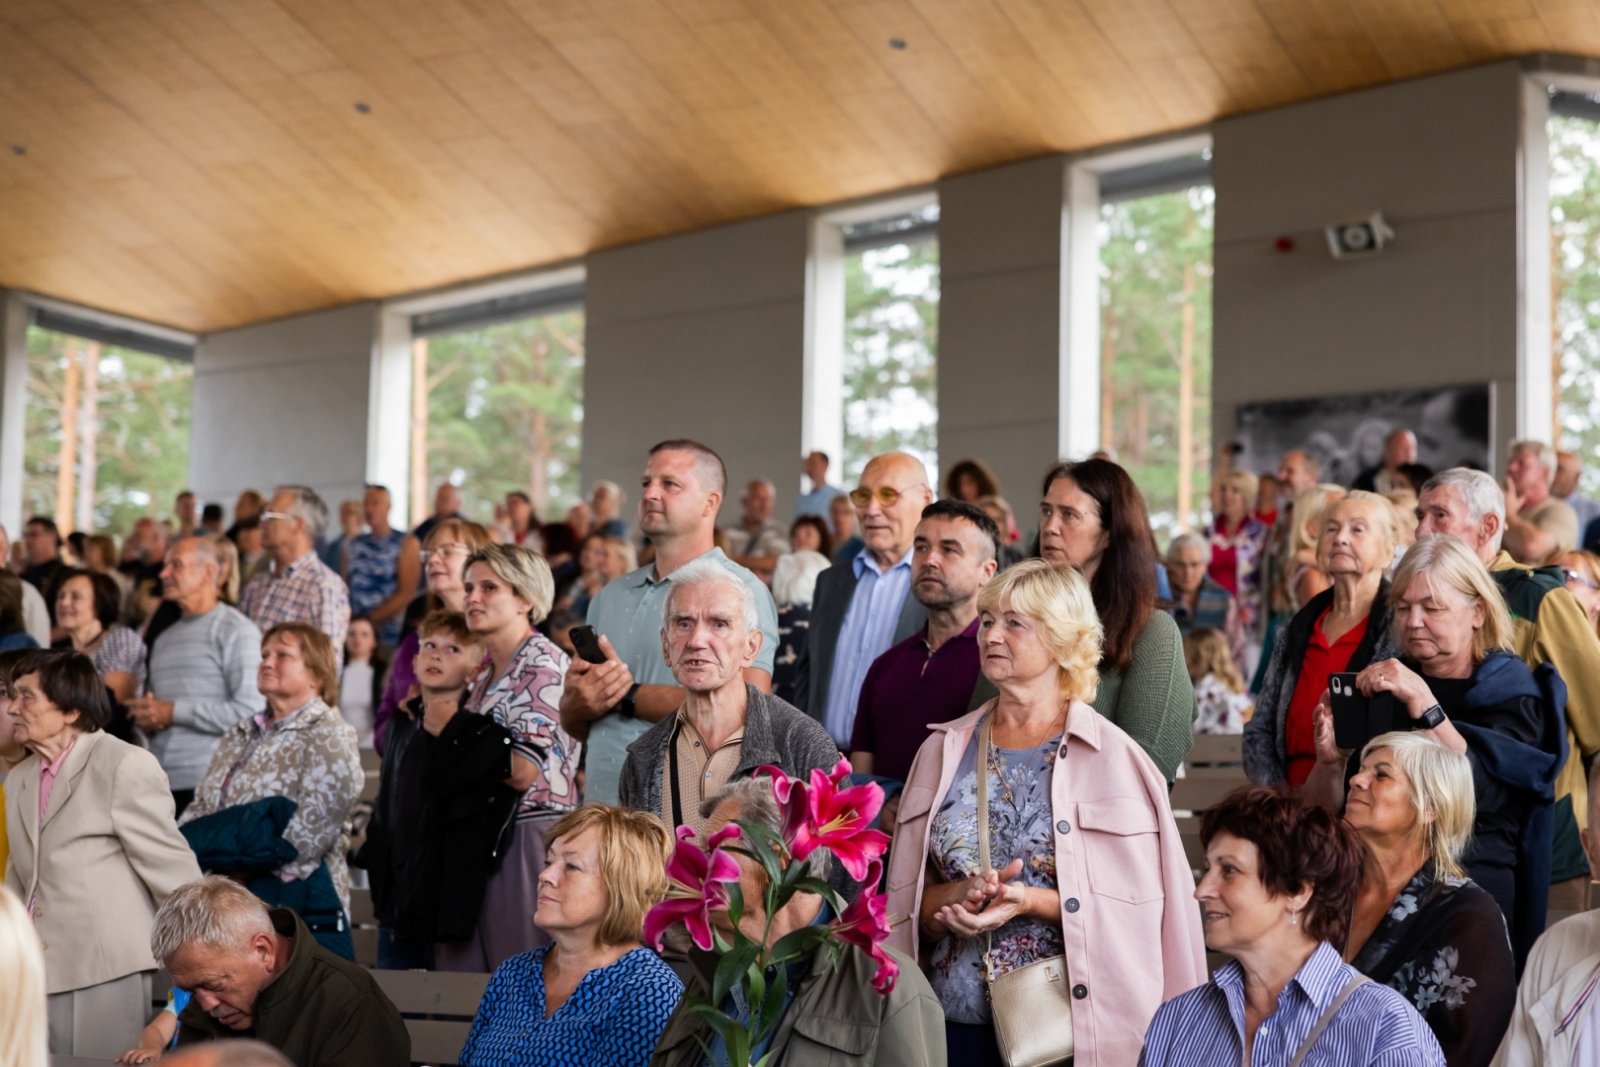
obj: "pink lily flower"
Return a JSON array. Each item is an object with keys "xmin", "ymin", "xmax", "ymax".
[
  {"xmin": 790, "ymin": 760, "xmax": 890, "ymax": 881},
  {"xmin": 642, "ymin": 824, "xmax": 742, "ymax": 951},
  {"xmin": 757, "ymin": 764, "xmax": 811, "ymax": 844},
  {"xmin": 829, "ymin": 860, "xmax": 899, "ymax": 994}
]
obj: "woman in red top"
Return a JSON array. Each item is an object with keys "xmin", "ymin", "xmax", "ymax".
[{"xmin": 1243, "ymin": 491, "xmax": 1400, "ymax": 788}]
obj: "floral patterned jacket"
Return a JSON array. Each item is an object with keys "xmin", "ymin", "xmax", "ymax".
[
  {"xmin": 180, "ymin": 697, "xmax": 363, "ymax": 910},
  {"xmin": 465, "ymin": 632, "xmax": 580, "ymax": 820}
]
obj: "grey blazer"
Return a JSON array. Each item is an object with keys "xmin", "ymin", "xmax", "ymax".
[{"xmin": 792, "ymin": 559, "xmax": 927, "ymax": 726}]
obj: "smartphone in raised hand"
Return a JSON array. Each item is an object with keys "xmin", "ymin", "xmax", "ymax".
[{"xmin": 569, "ymin": 625, "xmax": 609, "ymax": 665}]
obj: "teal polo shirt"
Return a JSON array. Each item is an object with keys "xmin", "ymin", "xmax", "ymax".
[{"xmin": 582, "ymin": 547, "xmax": 779, "ymax": 806}]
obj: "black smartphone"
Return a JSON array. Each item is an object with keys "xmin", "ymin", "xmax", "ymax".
[
  {"xmin": 569, "ymin": 625, "xmax": 608, "ymax": 665},
  {"xmin": 1329, "ymin": 672, "xmax": 1401, "ymax": 750}
]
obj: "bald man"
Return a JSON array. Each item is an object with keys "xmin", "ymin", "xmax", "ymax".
[
  {"xmin": 794, "ymin": 452, "xmax": 935, "ymax": 747},
  {"xmin": 1352, "ymin": 428, "xmax": 1417, "ymax": 494}
]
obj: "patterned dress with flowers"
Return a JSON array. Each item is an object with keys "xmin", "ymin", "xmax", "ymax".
[
  {"xmin": 926, "ymin": 731, "xmax": 1065, "ymax": 1025},
  {"xmin": 464, "ymin": 632, "xmax": 580, "ymax": 818}
]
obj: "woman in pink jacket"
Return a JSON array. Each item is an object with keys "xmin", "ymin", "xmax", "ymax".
[{"xmin": 885, "ymin": 559, "xmax": 1207, "ymax": 1067}]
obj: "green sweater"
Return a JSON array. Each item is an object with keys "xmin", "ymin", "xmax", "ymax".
[{"xmin": 1091, "ymin": 610, "xmax": 1195, "ymax": 780}]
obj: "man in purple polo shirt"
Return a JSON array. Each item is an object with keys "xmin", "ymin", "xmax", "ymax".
[{"xmin": 848, "ymin": 500, "xmax": 1000, "ymax": 791}]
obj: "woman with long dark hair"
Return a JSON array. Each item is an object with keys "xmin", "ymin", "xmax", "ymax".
[{"xmin": 1035, "ymin": 458, "xmax": 1194, "ymax": 779}]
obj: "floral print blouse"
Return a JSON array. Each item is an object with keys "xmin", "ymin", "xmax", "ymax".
[
  {"xmin": 1348, "ymin": 860, "xmax": 1517, "ymax": 1067},
  {"xmin": 926, "ymin": 730, "xmax": 1064, "ymax": 1025},
  {"xmin": 180, "ymin": 697, "xmax": 364, "ymax": 910},
  {"xmin": 465, "ymin": 632, "xmax": 580, "ymax": 820}
]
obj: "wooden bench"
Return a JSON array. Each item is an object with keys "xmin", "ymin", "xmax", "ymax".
[
  {"xmin": 349, "ymin": 888, "xmax": 378, "ymax": 968},
  {"xmin": 372, "ymin": 970, "xmax": 490, "ymax": 1066}
]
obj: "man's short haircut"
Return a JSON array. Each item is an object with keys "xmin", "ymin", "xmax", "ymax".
[
  {"xmin": 24, "ymin": 516, "xmax": 60, "ymax": 544},
  {"xmin": 177, "ymin": 490, "xmax": 195, "ymax": 501},
  {"xmin": 1510, "ymin": 440, "xmax": 1559, "ymax": 486},
  {"xmin": 14, "ymin": 649, "xmax": 112, "ymax": 732},
  {"xmin": 176, "ymin": 536, "xmax": 223, "ymax": 571},
  {"xmin": 1284, "ymin": 449, "xmax": 1321, "ymax": 479},
  {"xmin": 662, "ymin": 556, "xmax": 758, "ymax": 633},
  {"xmin": 465, "ymin": 544, "xmax": 555, "ymax": 622},
  {"xmin": 202, "ymin": 503, "xmax": 224, "ymax": 523},
  {"xmin": 702, "ymin": 777, "xmax": 831, "ymax": 881},
  {"xmin": 1167, "ymin": 531, "xmax": 1209, "ymax": 558},
  {"xmin": 169, "ymin": 1041, "xmax": 295, "ymax": 1067},
  {"xmin": 56, "ymin": 568, "xmax": 123, "ymax": 630},
  {"xmin": 506, "ymin": 490, "xmax": 532, "ymax": 505},
  {"xmin": 1419, "ymin": 467, "xmax": 1506, "ymax": 555},
  {"xmin": 650, "ymin": 439, "xmax": 728, "ymax": 497},
  {"xmin": 918, "ymin": 499, "xmax": 1001, "ymax": 563},
  {"xmin": 365, "ymin": 483, "xmax": 389, "ymax": 498},
  {"xmin": 273, "ymin": 485, "xmax": 330, "ymax": 542},
  {"xmin": 543, "ymin": 805, "xmax": 672, "ymax": 946},
  {"xmin": 417, "ymin": 609, "xmax": 479, "ymax": 647},
  {"xmin": 150, "ymin": 876, "xmax": 274, "ymax": 961},
  {"xmin": 811, "ymin": 451, "xmax": 830, "ymax": 467},
  {"xmin": 262, "ymin": 622, "xmax": 340, "ymax": 706}
]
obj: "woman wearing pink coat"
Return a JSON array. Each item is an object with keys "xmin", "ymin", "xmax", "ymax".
[{"xmin": 884, "ymin": 559, "xmax": 1207, "ymax": 1067}]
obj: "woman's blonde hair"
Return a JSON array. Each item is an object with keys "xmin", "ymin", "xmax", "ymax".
[
  {"xmin": 602, "ymin": 535, "xmax": 638, "ymax": 575},
  {"xmin": 1183, "ymin": 627, "xmax": 1243, "ymax": 693},
  {"xmin": 975, "ymin": 559, "xmax": 1102, "ymax": 703},
  {"xmin": 1288, "ymin": 484, "xmax": 1346, "ymax": 558},
  {"xmin": 544, "ymin": 805, "xmax": 672, "ymax": 946},
  {"xmin": 1217, "ymin": 468, "xmax": 1259, "ymax": 513},
  {"xmin": 1322, "ymin": 490, "xmax": 1400, "ymax": 563},
  {"xmin": 1389, "ymin": 536, "xmax": 1515, "ymax": 660},
  {"xmin": 1359, "ymin": 732, "xmax": 1476, "ymax": 880},
  {"xmin": 465, "ymin": 543, "xmax": 555, "ymax": 622},
  {"xmin": 0, "ymin": 885, "xmax": 47, "ymax": 1067}
]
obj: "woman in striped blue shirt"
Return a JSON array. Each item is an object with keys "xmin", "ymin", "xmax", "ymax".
[{"xmin": 1141, "ymin": 786, "xmax": 1445, "ymax": 1067}]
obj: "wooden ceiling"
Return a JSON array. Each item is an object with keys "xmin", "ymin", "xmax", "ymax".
[{"xmin": 1, "ymin": 0, "xmax": 1598, "ymax": 333}]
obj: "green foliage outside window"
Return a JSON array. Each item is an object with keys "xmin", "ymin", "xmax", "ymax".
[
  {"xmin": 421, "ymin": 311, "xmax": 585, "ymax": 525},
  {"xmin": 1553, "ymin": 115, "xmax": 1600, "ymax": 493},
  {"xmin": 1099, "ymin": 186, "xmax": 1215, "ymax": 545},
  {"xmin": 841, "ymin": 240, "xmax": 939, "ymax": 486},
  {"xmin": 24, "ymin": 327, "xmax": 192, "ymax": 538}
]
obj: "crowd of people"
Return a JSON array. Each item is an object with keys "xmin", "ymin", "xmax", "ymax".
[{"xmin": 4, "ymin": 432, "xmax": 1600, "ymax": 1067}]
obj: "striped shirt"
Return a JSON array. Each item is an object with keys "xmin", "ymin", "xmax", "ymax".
[
  {"xmin": 146, "ymin": 604, "xmax": 263, "ymax": 790},
  {"xmin": 238, "ymin": 549, "xmax": 351, "ymax": 664},
  {"xmin": 1140, "ymin": 942, "xmax": 1445, "ymax": 1067}
]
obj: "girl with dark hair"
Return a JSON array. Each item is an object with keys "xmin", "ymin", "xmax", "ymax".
[
  {"xmin": 944, "ymin": 457, "xmax": 1002, "ymax": 503},
  {"xmin": 1035, "ymin": 458, "xmax": 1194, "ymax": 779},
  {"xmin": 0, "ymin": 572, "xmax": 37, "ymax": 652}
]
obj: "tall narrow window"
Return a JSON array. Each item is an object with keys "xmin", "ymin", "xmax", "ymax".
[
  {"xmin": 1553, "ymin": 109, "xmax": 1600, "ymax": 496},
  {"xmin": 413, "ymin": 309, "xmax": 585, "ymax": 526},
  {"xmin": 839, "ymin": 207, "xmax": 939, "ymax": 485},
  {"xmin": 24, "ymin": 327, "xmax": 192, "ymax": 536},
  {"xmin": 1098, "ymin": 185, "xmax": 1215, "ymax": 543}
]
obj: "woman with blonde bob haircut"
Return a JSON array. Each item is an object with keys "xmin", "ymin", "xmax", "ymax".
[
  {"xmin": 1341, "ymin": 731, "xmax": 1515, "ymax": 1067},
  {"xmin": 1306, "ymin": 535, "xmax": 1566, "ymax": 971},
  {"xmin": 0, "ymin": 884, "xmax": 48, "ymax": 1067},
  {"xmin": 458, "ymin": 805, "xmax": 683, "ymax": 1067},
  {"xmin": 886, "ymin": 559, "xmax": 1205, "ymax": 1066}
]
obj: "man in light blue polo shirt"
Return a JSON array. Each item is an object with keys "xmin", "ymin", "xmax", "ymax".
[
  {"xmin": 560, "ymin": 438, "xmax": 779, "ymax": 806},
  {"xmin": 793, "ymin": 451, "xmax": 846, "ymax": 520}
]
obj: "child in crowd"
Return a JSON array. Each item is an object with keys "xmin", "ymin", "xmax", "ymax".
[
  {"xmin": 411, "ymin": 611, "xmax": 482, "ymax": 733},
  {"xmin": 115, "ymin": 987, "xmax": 189, "ymax": 1064},
  {"xmin": 341, "ymin": 616, "xmax": 387, "ymax": 749},
  {"xmin": 1183, "ymin": 626, "xmax": 1253, "ymax": 734}
]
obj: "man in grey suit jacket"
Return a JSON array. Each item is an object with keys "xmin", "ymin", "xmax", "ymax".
[{"xmin": 793, "ymin": 452, "xmax": 933, "ymax": 748}]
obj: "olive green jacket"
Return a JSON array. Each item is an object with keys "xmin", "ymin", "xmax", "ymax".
[{"xmin": 649, "ymin": 941, "xmax": 945, "ymax": 1067}]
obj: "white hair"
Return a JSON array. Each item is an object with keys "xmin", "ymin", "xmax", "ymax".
[
  {"xmin": 274, "ymin": 484, "xmax": 330, "ymax": 542},
  {"xmin": 663, "ymin": 557, "xmax": 759, "ymax": 632},
  {"xmin": 151, "ymin": 876, "xmax": 274, "ymax": 961},
  {"xmin": 1510, "ymin": 440, "xmax": 1558, "ymax": 487},
  {"xmin": 0, "ymin": 886, "xmax": 46, "ymax": 1067},
  {"xmin": 771, "ymin": 551, "xmax": 831, "ymax": 609},
  {"xmin": 1166, "ymin": 531, "xmax": 1209, "ymax": 558},
  {"xmin": 1420, "ymin": 468, "xmax": 1506, "ymax": 554}
]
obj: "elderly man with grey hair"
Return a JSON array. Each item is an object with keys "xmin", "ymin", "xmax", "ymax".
[
  {"xmin": 1503, "ymin": 439, "xmax": 1579, "ymax": 564},
  {"xmin": 1166, "ymin": 530, "xmax": 1246, "ymax": 672},
  {"xmin": 129, "ymin": 537, "xmax": 263, "ymax": 815},
  {"xmin": 650, "ymin": 777, "xmax": 945, "ymax": 1067},
  {"xmin": 153, "ymin": 876, "xmax": 408, "ymax": 1067},
  {"xmin": 726, "ymin": 478, "xmax": 789, "ymax": 582},
  {"xmin": 1418, "ymin": 465, "xmax": 1600, "ymax": 912},
  {"xmin": 237, "ymin": 485, "xmax": 351, "ymax": 663},
  {"xmin": 618, "ymin": 556, "xmax": 839, "ymax": 842}
]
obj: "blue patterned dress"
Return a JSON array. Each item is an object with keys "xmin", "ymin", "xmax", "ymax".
[
  {"xmin": 926, "ymin": 729, "xmax": 1065, "ymax": 1025},
  {"xmin": 459, "ymin": 945, "xmax": 683, "ymax": 1067}
]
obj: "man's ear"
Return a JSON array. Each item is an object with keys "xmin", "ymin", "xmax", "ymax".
[{"xmin": 745, "ymin": 627, "xmax": 763, "ymax": 667}]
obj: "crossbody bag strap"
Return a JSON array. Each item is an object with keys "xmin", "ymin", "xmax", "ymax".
[
  {"xmin": 977, "ymin": 714, "xmax": 993, "ymax": 977},
  {"xmin": 667, "ymin": 714, "xmax": 685, "ymax": 829},
  {"xmin": 1283, "ymin": 973, "xmax": 1370, "ymax": 1067}
]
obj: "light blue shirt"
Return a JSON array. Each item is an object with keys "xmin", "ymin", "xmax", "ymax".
[
  {"xmin": 583, "ymin": 547, "xmax": 779, "ymax": 806},
  {"xmin": 823, "ymin": 546, "xmax": 914, "ymax": 747},
  {"xmin": 793, "ymin": 483, "xmax": 845, "ymax": 519}
]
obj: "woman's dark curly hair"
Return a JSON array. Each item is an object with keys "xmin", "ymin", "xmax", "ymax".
[{"xmin": 1200, "ymin": 785, "xmax": 1364, "ymax": 947}]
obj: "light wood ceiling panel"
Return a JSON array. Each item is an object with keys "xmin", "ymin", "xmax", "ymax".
[{"xmin": 0, "ymin": 0, "xmax": 1595, "ymax": 332}]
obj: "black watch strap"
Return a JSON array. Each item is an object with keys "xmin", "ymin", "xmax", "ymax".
[
  {"xmin": 617, "ymin": 682, "xmax": 641, "ymax": 719},
  {"xmin": 1417, "ymin": 703, "xmax": 1447, "ymax": 730}
]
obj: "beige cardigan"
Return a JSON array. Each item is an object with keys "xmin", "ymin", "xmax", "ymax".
[{"xmin": 3, "ymin": 729, "xmax": 202, "ymax": 994}]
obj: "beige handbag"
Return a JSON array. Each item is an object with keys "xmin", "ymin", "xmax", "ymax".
[{"xmin": 976, "ymin": 715, "xmax": 1075, "ymax": 1067}]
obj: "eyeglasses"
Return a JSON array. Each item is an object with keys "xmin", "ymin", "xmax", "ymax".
[
  {"xmin": 260, "ymin": 510, "xmax": 296, "ymax": 523},
  {"xmin": 849, "ymin": 486, "xmax": 903, "ymax": 509},
  {"xmin": 1565, "ymin": 568, "xmax": 1600, "ymax": 591},
  {"xmin": 421, "ymin": 545, "xmax": 471, "ymax": 563}
]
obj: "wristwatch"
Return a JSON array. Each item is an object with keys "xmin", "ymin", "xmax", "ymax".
[
  {"xmin": 616, "ymin": 683, "xmax": 641, "ymax": 719},
  {"xmin": 1416, "ymin": 703, "xmax": 1447, "ymax": 730}
]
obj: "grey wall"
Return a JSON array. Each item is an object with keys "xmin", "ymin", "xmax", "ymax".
[
  {"xmin": 583, "ymin": 211, "xmax": 809, "ymax": 524},
  {"xmin": 191, "ymin": 301, "xmax": 379, "ymax": 524},
  {"xmin": 938, "ymin": 156, "xmax": 1069, "ymax": 510},
  {"xmin": 1212, "ymin": 60, "xmax": 1526, "ymax": 468}
]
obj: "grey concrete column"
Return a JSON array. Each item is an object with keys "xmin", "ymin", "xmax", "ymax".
[
  {"xmin": 191, "ymin": 301, "xmax": 412, "ymax": 525},
  {"xmin": 1212, "ymin": 60, "xmax": 1538, "ymax": 466},
  {"xmin": 938, "ymin": 155, "xmax": 1091, "ymax": 514},
  {"xmin": 583, "ymin": 211, "xmax": 809, "ymax": 521}
]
